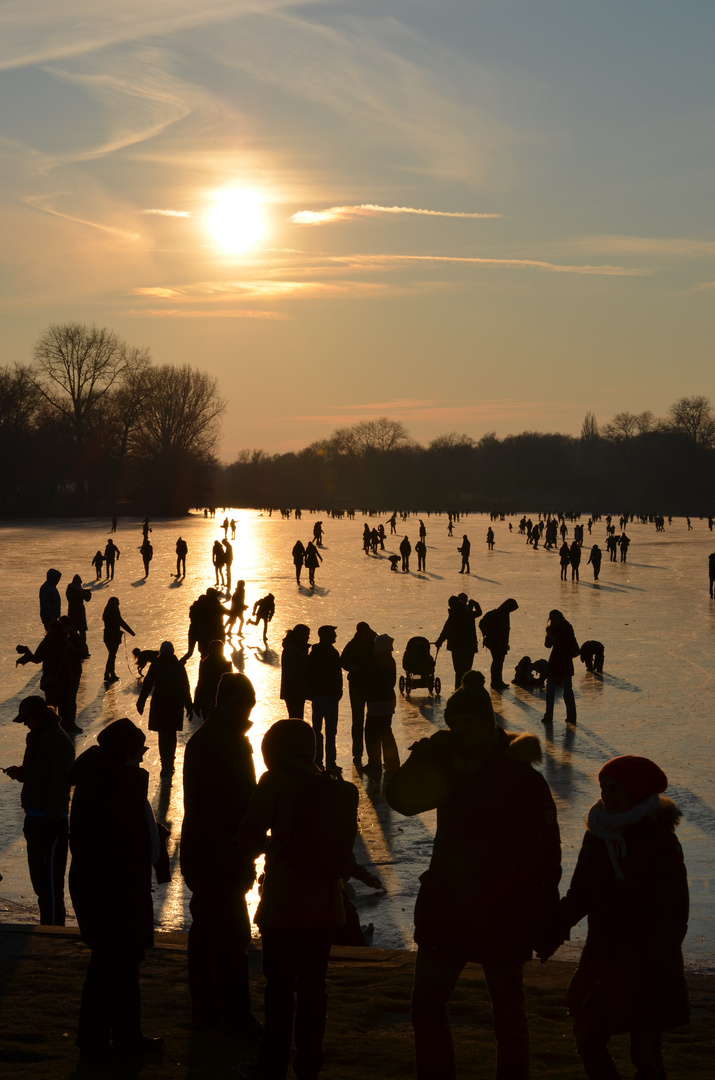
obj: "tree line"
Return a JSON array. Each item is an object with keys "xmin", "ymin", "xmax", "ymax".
[{"xmin": 0, "ymin": 323, "xmax": 225, "ymax": 515}]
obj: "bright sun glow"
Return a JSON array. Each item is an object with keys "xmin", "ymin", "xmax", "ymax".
[{"xmin": 208, "ymin": 189, "xmax": 266, "ymax": 253}]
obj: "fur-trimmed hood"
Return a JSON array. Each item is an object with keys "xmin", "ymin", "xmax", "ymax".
[{"xmin": 502, "ymin": 729, "xmax": 542, "ymax": 766}]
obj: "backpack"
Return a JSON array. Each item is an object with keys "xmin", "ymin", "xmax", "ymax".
[
  {"xmin": 285, "ymin": 772, "xmax": 359, "ymax": 879},
  {"xmin": 478, "ymin": 609, "xmax": 498, "ymax": 647}
]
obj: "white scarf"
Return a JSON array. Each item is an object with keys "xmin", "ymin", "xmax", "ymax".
[{"xmin": 586, "ymin": 794, "xmax": 661, "ymax": 881}]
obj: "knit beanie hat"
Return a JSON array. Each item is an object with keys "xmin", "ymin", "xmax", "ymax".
[
  {"xmin": 262, "ymin": 719, "xmax": 316, "ymax": 769},
  {"xmin": 443, "ymin": 670, "xmax": 495, "ymax": 729},
  {"xmin": 598, "ymin": 755, "xmax": 668, "ymax": 804}
]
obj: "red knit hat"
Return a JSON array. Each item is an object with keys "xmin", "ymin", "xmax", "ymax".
[{"xmin": 598, "ymin": 755, "xmax": 668, "ymax": 804}]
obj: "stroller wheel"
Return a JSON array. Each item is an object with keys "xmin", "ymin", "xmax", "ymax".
[
  {"xmin": 405, "ymin": 677, "xmax": 413, "ymax": 694},
  {"xmin": 434, "ymin": 677, "xmax": 441, "ymax": 696},
  {"xmin": 398, "ymin": 675, "xmax": 405, "ymax": 694}
]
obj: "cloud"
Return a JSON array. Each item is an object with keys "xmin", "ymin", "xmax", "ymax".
[
  {"xmin": 569, "ymin": 235, "xmax": 715, "ymax": 258},
  {"xmin": 22, "ymin": 194, "xmax": 140, "ymax": 241},
  {"xmin": 291, "ymin": 204, "xmax": 500, "ymax": 225},
  {"xmin": 130, "ymin": 279, "xmax": 395, "ymax": 301},
  {"xmin": 327, "ymin": 253, "xmax": 651, "ymax": 277},
  {"xmin": 124, "ymin": 307, "xmax": 290, "ymax": 319},
  {"xmin": 143, "ymin": 208, "xmax": 191, "ymax": 217},
  {"xmin": 294, "ymin": 398, "xmax": 582, "ymax": 427}
]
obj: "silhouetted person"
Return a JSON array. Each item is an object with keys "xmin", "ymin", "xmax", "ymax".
[
  {"xmin": 416, "ymin": 539, "xmax": 427, "ymax": 572},
  {"xmin": 39, "ymin": 568, "xmax": 62, "ymax": 630},
  {"xmin": 512, "ymin": 655, "xmax": 547, "ymax": 688},
  {"xmin": 235, "ymin": 720, "xmax": 359, "ymax": 1080},
  {"xmin": 212, "ymin": 540, "xmax": 226, "ymax": 587},
  {"xmin": 620, "ymin": 532, "xmax": 631, "ymax": 562},
  {"xmin": 3, "ymin": 696, "xmax": 74, "ymax": 925},
  {"xmin": 16, "ymin": 621, "xmax": 82, "ymax": 734},
  {"xmin": 709, "ymin": 552, "xmax": 715, "ymax": 597},
  {"xmin": 304, "ymin": 541, "xmax": 322, "ymax": 587},
  {"xmin": 280, "ymin": 624, "xmax": 311, "ymax": 719},
  {"xmin": 307, "ymin": 625, "xmax": 343, "ymax": 773},
  {"xmin": 230, "ymin": 518, "xmax": 237, "ymax": 539},
  {"xmin": 175, "ymin": 537, "xmax": 188, "ymax": 577},
  {"xmin": 111, "ymin": 514, "xmax": 117, "ymax": 532},
  {"xmin": 386, "ymin": 673, "xmax": 561, "ymax": 1080},
  {"xmin": 458, "ymin": 535, "xmax": 471, "ymax": 573},
  {"xmin": 181, "ymin": 674, "xmax": 260, "ymax": 1038},
  {"xmin": 377, "ymin": 523, "xmax": 386, "ymax": 549},
  {"xmin": 479, "ymin": 598, "xmax": 519, "ymax": 690},
  {"xmin": 222, "ymin": 516, "xmax": 229, "ymax": 538},
  {"xmin": 340, "ymin": 621, "xmax": 377, "ymax": 768},
  {"xmin": 400, "ymin": 535, "xmax": 411, "ymax": 572},
  {"xmin": 292, "ymin": 539, "xmax": 305, "ymax": 584},
  {"xmin": 69, "ymin": 718, "xmax": 166, "ymax": 1062},
  {"xmin": 66, "ymin": 574, "xmax": 91, "ymax": 644},
  {"xmin": 447, "ymin": 517, "xmax": 454, "ymax": 537},
  {"xmin": 542, "ymin": 609, "xmax": 578, "ymax": 725},
  {"xmin": 193, "ymin": 639, "xmax": 232, "ymax": 720},
  {"xmin": 387, "ymin": 512, "xmax": 397, "ymax": 534},
  {"xmin": 139, "ymin": 538, "xmax": 153, "ymax": 578},
  {"xmin": 436, "ymin": 594, "xmax": 481, "ymax": 690},
  {"xmin": 141, "ymin": 517, "xmax": 151, "ymax": 540},
  {"xmin": 222, "ymin": 538, "xmax": 233, "ymax": 592},
  {"xmin": 559, "ymin": 541, "xmax": 570, "ymax": 580},
  {"xmin": 104, "ymin": 539, "xmax": 120, "ymax": 580},
  {"xmin": 544, "ymin": 756, "xmax": 688, "ymax": 1080},
  {"xmin": 225, "ymin": 580, "xmax": 248, "ymax": 636},
  {"xmin": 364, "ymin": 634, "xmax": 399, "ymax": 778},
  {"xmin": 388, "ymin": 555, "xmax": 400, "ymax": 571},
  {"xmin": 606, "ymin": 534, "xmax": 619, "ymax": 562},
  {"xmin": 136, "ymin": 641, "xmax": 192, "ymax": 776},
  {"xmin": 569, "ymin": 540, "xmax": 581, "ymax": 581},
  {"xmin": 313, "ymin": 520, "xmax": 324, "ymax": 546},
  {"xmin": 419, "ymin": 519, "xmax": 427, "ymax": 541},
  {"xmin": 486, "ymin": 527, "xmax": 495, "ymax": 550},
  {"xmin": 579, "ymin": 640, "xmax": 605, "ymax": 674},
  {"xmin": 247, "ymin": 593, "xmax": 275, "ymax": 642},
  {"xmin": 101, "ymin": 596, "xmax": 135, "ymax": 683},
  {"xmin": 587, "ymin": 544, "xmax": 602, "ymax": 581},
  {"xmin": 91, "ymin": 550, "xmax": 104, "ymax": 580}
]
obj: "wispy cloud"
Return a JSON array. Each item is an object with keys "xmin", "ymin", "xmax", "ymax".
[
  {"xmin": 143, "ymin": 208, "xmax": 191, "ymax": 217},
  {"xmin": 22, "ymin": 194, "xmax": 140, "ymax": 241},
  {"xmin": 130, "ymin": 280, "xmax": 389, "ymax": 301},
  {"xmin": 291, "ymin": 204, "xmax": 500, "ymax": 225},
  {"xmin": 569, "ymin": 235, "xmax": 715, "ymax": 258},
  {"xmin": 124, "ymin": 308, "xmax": 289, "ymax": 319},
  {"xmin": 327, "ymin": 253, "xmax": 650, "ymax": 277},
  {"xmin": 294, "ymin": 398, "xmax": 582, "ymax": 427}
]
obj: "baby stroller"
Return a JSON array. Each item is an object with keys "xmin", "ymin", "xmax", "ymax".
[{"xmin": 399, "ymin": 636, "xmax": 441, "ymax": 696}]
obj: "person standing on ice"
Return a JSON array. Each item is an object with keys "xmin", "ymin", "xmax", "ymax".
[
  {"xmin": 304, "ymin": 541, "xmax": 322, "ymax": 587},
  {"xmin": 399, "ymin": 535, "xmax": 412, "ymax": 572},
  {"xmin": 458, "ymin": 534, "xmax": 471, "ymax": 573},
  {"xmin": 104, "ymin": 539, "xmax": 120, "ymax": 580},
  {"xmin": 39, "ymin": 569, "xmax": 62, "ymax": 630},
  {"xmin": 709, "ymin": 552, "xmax": 715, "ymax": 597},
  {"xmin": 542, "ymin": 609, "xmax": 578, "ymax": 726},
  {"xmin": 587, "ymin": 544, "xmax": 602, "ymax": 581},
  {"xmin": 435, "ymin": 594, "xmax": 481, "ymax": 691}
]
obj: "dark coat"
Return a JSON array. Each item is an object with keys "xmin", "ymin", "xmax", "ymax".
[
  {"xmin": 479, "ymin": 599, "xmax": 518, "ymax": 655},
  {"xmin": 340, "ymin": 630, "xmax": 377, "ymax": 693},
  {"xmin": 69, "ymin": 747, "xmax": 154, "ymax": 950},
  {"xmin": 180, "ymin": 705, "xmax": 256, "ymax": 890},
  {"xmin": 137, "ymin": 653, "xmax": 192, "ymax": 732},
  {"xmin": 307, "ymin": 641, "xmax": 343, "ymax": 701},
  {"xmin": 560, "ymin": 797, "xmax": 689, "ymax": 1032},
  {"xmin": 436, "ymin": 601, "xmax": 480, "ymax": 654},
  {"xmin": 39, "ymin": 569, "xmax": 62, "ymax": 629},
  {"xmin": 280, "ymin": 633, "xmax": 309, "ymax": 703},
  {"xmin": 364, "ymin": 652, "xmax": 397, "ymax": 710},
  {"xmin": 545, "ymin": 618, "xmax": 578, "ymax": 679},
  {"xmin": 386, "ymin": 728, "xmax": 561, "ymax": 964},
  {"xmin": 20, "ymin": 715, "xmax": 75, "ymax": 816},
  {"xmin": 65, "ymin": 577, "xmax": 91, "ymax": 633}
]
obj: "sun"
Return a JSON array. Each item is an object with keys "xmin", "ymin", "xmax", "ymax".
[{"xmin": 207, "ymin": 188, "xmax": 266, "ymax": 253}]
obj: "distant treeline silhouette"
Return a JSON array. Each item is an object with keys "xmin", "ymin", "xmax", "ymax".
[
  {"xmin": 0, "ymin": 323, "xmax": 225, "ymax": 516},
  {"xmin": 216, "ymin": 402, "xmax": 715, "ymax": 513}
]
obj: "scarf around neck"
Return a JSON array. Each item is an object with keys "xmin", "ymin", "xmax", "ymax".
[{"xmin": 586, "ymin": 793, "xmax": 661, "ymax": 881}]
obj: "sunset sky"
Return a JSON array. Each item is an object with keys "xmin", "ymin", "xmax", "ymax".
[{"xmin": 1, "ymin": 1, "xmax": 713, "ymax": 459}]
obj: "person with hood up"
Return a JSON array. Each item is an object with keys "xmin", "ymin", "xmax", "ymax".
[
  {"xmin": 236, "ymin": 719, "xmax": 359, "ymax": 1080},
  {"xmin": 39, "ymin": 568, "xmax": 62, "ymax": 630},
  {"xmin": 69, "ymin": 718, "xmax": 167, "ymax": 1062},
  {"xmin": 542, "ymin": 609, "xmax": 579, "ymax": 726},
  {"xmin": 547, "ymin": 756, "xmax": 689, "ymax": 1080},
  {"xmin": 280, "ymin": 623, "xmax": 311, "ymax": 719},
  {"xmin": 364, "ymin": 633, "xmax": 399, "ymax": 778},
  {"xmin": 479, "ymin": 598, "xmax": 519, "ymax": 691},
  {"xmin": 181, "ymin": 673, "xmax": 261, "ymax": 1038},
  {"xmin": 136, "ymin": 641, "xmax": 192, "ymax": 776},
  {"xmin": 3, "ymin": 696, "xmax": 74, "ymax": 925},
  {"xmin": 435, "ymin": 593, "xmax": 482, "ymax": 691},
  {"xmin": 386, "ymin": 671, "xmax": 561, "ymax": 1080},
  {"xmin": 65, "ymin": 574, "xmax": 91, "ymax": 645}
]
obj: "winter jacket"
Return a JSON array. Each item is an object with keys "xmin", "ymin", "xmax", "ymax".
[
  {"xmin": 307, "ymin": 642, "xmax": 343, "ymax": 701},
  {"xmin": 340, "ymin": 630, "xmax": 377, "ymax": 692},
  {"xmin": 545, "ymin": 618, "xmax": 578, "ymax": 679},
  {"xmin": 137, "ymin": 653, "xmax": 192, "ymax": 732},
  {"xmin": 436, "ymin": 601, "xmax": 480, "ymax": 654},
  {"xmin": 560, "ymin": 796, "xmax": 689, "ymax": 1031},
  {"xmin": 65, "ymin": 576, "xmax": 91, "ymax": 633},
  {"xmin": 39, "ymin": 569, "xmax": 62, "ymax": 629},
  {"xmin": 280, "ymin": 633, "xmax": 310, "ymax": 703},
  {"xmin": 386, "ymin": 727, "xmax": 561, "ymax": 963},
  {"xmin": 19, "ymin": 715, "xmax": 74, "ymax": 816}
]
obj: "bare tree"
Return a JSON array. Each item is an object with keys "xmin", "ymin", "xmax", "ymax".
[
  {"xmin": 428, "ymin": 432, "xmax": 476, "ymax": 450},
  {"xmin": 667, "ymin": 396, "xmax": 715, "ymax": 447},
  {"xmin": 32, "ymin": 323, "xmax": 150, "ymax": 447},
  {"xmin": 580, "ymin": 411, "xmax": 600, "ymax": 440},
  {"xmin": 331, "ymin": 417, "xmax": 411, "ymax": 454},
  {"xmin": 0, "ymin": 365, "xmax": 43, "ymax": 430},
  {"xmin": 129, "ymin": 365, "xmax": 226, "ymax": 463}
]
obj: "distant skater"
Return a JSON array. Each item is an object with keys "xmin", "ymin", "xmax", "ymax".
[
  {"xmin": 416, "ymin": 539, "xmax": 427, "ymax": 572},
  {"xmin": 559, "ymin": 541, "xmax": 570, "ymax": 581},
  {"xmin": 586, "ymin": 544, "xmax": 602, "ymax": 581},
  {"xmin": 709, "ymin": 552, "xmax": 715, "ymax": 597},
  {"xmin": 292, "ymin": 540, "xmax": 305, "ymax": 584},
  {"xmin": 176, "ymin": 537, "xmax": 188, "ymax": 577},
  {"xmin": 247, "ymin": 594, "xmax": 275, "ymax": 643},
  {"xmin": 230, "ymin": 518, "xmax": 237, "ymax": 539},
  {"xmin": 212, "ymin": 540, "xmax": 226, "ymax": 588},
  {"xmin": 39, "ymin": 569, "xmax": 62, "ymax": 630},
  {"xmin": 304, "ymin": 541, "xmax": 322, "ymax": 587},
  {"xmin": 399, "ymin": 536, "xmax": 411, "ymax": 573},
  {"xmin": 486, "ymin": 527, "xmax": 495, "ymax": 551},
  {"xmin": 458, "ymin": 535, "xmax": 471, "ymax": 574},
  {"xmin": 103, "ymin": 539, "xmax": 120, "ymax": 580},
  {"xmin": 91, "ymin": 550, "xmax": 104, "ymax": 580},
  {"xmin": 569, "ymin": 540, "xmax": 581, "ymax": 581},
  {"xmin": 66, "ymin": 575, "xmax": 91, "ymax": 644},
  {"xmin": 225, "ymin": 581, "xmax": 248, "ymax": 636},
  {"xmin": 139, "ymin": 539, "xmax": 153, "ymax": 578},
  {"xmin": 222, "ymin": 539, "xmax": 233, "ymax": 592},
  {"xmin": 620, "ymin": 532, "xmax": 631, "ymax": 562}
]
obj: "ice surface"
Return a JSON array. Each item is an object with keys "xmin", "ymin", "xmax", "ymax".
[{"xmin": 0, "ymin": 511, "xmax": 713, "ymax": 970}]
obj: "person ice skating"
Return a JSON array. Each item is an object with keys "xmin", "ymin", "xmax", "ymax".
[
  {"xmin": 221, "ymin": 516, "xmax": 229, "ymax": 538},
  {"xmin": 341, "ymin": 621, "xmax": 377, "ymax": 769},
  {"xmin": 235, "ymin": 720, "xmax": 359, "ymax": 1080},
  {"xmin": 586, "ymin": 544, "xmax": 602, "ymax": 581},
  {"xmin": 544, "ymin": 756, "xmax": 688, "ymax": 1080},
  {"xmin": 222, "ymin": 538, "xmax": 233, "ymax": 592},
  {"xmin": 39, "ymin": 568, "xmax": 62, "ymax": 630},
  {"xmin": 175, "ymin": 537, "xmax": 188, "ymax": 577},
  {"xmin": 385, "ymin": 672, "xmax": 562, "ymax": 1080},
  {"xmin": 212, "ymin": 540, "xmax": 226, "ymax": 588},
  {"xmin": 620, "ymin": 532, "xmax": 631, "ymax": 562},
  {"xmin": 247, "ymin": 593, "xmax": 275, "ymax": 643},
  {"xmin": 139, "ymin": 538, "xmax": 153, "ymax": 578},
  {"xmin": 101, "ymin": 596, "xmax": 135, "ymax": 684},
  {"xmin": 181, "ymin": 673, "xmax": 261, "ymax": 1038},
  {"xmin": 104, "ymin": 539, "xmax": 120, "ymax": 580},
  {"xmin": 292, "ymin": 539, "xmax": 305, "ymax": 584},
  {"xmin": 91, "ymin": 550, "xmax": 104, "ymax": 580},
  {"xmin": 307, "ymin": 625, "xmax": 343, "ymax": 773},
  {"xmin": 69, "ymin": 718, "xmax": 166, "ymax": 1063},
  {"xmin": 436, "ymin": 594, "xmax": 481, "ymax": 691},
  {"xmin": 3, "ymin": 696, "xmax": 74, "ymax": 925},
  {"xmin": 304, "ymin": 541, "xmax": 322, "ymax": 587},
  {"xmin": 579, "ymin": 640, "xmax": 605, "ymax": 674},
  {"xmin": 111, "ymin": 514, "xmax": 117, "ymax": 533},
  {"xmin": 542, "ymin": 609, "xmax": 579, "ymax": 725},
  {"xmin": 280, "ymin": 624, "xmax": 311, "ymax": 719},
  {"xmin": 66, "ymin": 574, "xmax": 91, "ymax": 644},
  {"xmin": 458, "ymin": 535, "xmax": 471, "ymax": 573},
  {"xmin": 479, "ymin": 598, "xmax": 519, "ymax": 690},
  {"xmin": 136, "ymin": 641, "xmax": 192, "ymax": 777},
  {"xmin": 364, "ymin": 634, "xmax": 400, "ymax": 778},
  {"xmin": 399, "ymin": 535, "xmax": 412, "ymax": 573},
  {"xmin": 313, "ymin": 520, "xmax": 324, "ymax": 546},
  {"xmin": 225, "ymin": 581, "xmax": 248, "ymax": 637}
]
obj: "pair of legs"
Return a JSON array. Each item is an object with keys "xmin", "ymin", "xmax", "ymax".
[
  {"xmin": 188, "ymin": 884, "xmax": 252, "ymax": 1031},
  {"xmin": 574, "ymin": 1013, "xmax": 665, "ymax": 1080},
  {"xmin": 283, "ymin": 696, "xmax": 306, "ymax": 720},
  {"xmin": 544, "ymin": 676, "xmax": 576, "ymax": 723},
  {"xmin": 349, "ymin": 685, "xmax": 367, "ymax": 761},
  {"xmin": 24, "ymin": 815, "xmax": 68, "ymax": 925},
  {"xmin": 311, "ymin": 696, "xmax": 339, "ymax": 769},
  {"xmin": 489, "ymin": 649, "xmax": 508, "ymax": 689},
  {"xmin": 450, "ymin": 649, "xmax": 475, "ymax": 691},
  {"xmin": 365, "ymin": 713, "xmax": 400, "ymax": 773},
  {"xmin": 77, "ymin": 943, "xmax": 144, "ymax": 1056},
  {"xmin": 157, "ymin": 730, "xmax": 178, "ymax": 775},
  {"xmin": 256, "ymin": 927, "xmax": 333, "ymax": 1080},
  {"xmin": 412, "ymin": 946, "xmax": 529, "ymax": 1080},
  {"xmin": 104, "ymin": 643, "xmax": 119, "ymax": 681}
]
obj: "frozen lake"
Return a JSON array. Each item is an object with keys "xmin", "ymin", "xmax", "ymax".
[{"xmin": 1, "ymin": 510, "xmax": 713, "ymax": 971}]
